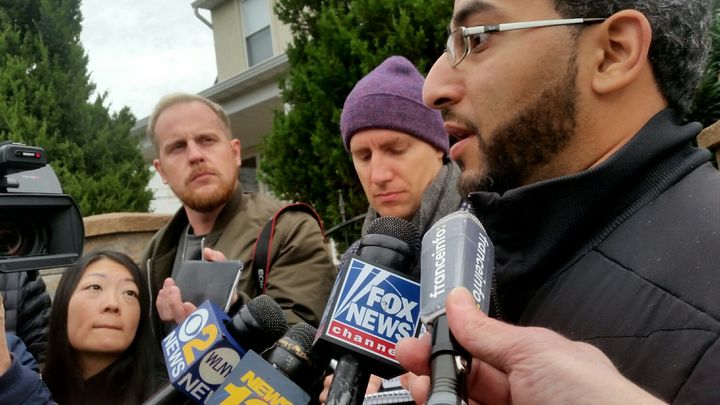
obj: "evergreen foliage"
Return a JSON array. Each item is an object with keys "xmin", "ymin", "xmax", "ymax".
[
  {"xmin": 261, "ymin": 0, "xmax": 452, "ymax": 241},
  {"xmin": 0, "ymin": 0, "xmax": 151, "ymax": 216},
  {"xmin": 264, "ymin": 1, "xmax": 719, "ymax": 242},
  {"xmin": 688, "ymin": 4, "xmax": 720, "ymax": 127}
]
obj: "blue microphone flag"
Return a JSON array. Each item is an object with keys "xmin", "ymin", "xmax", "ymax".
[
  {"xmin": 161, "ymin": 300, "xmax": 244, "ymax": 403},
  {"xmin": 315, "ymin": 256, "xmax": 421, "ymax": 374}
]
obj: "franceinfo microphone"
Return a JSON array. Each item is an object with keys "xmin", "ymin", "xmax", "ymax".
[
  {"xmin": 420, "ymin": 210, "xmax": 494, "ymax": 405},
  {"xmin": 315, "ymin": 217, "xmax": 422, "ymax": 405},
  {"xmin": 146, "ymin": 295, "xmax": 288, "ymax": 404},
  {"xmin": 207, "ymin": 322, "xmax": 328, "ymax": 404}
]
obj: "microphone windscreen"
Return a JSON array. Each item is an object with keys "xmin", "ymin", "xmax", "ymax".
[
  {"xmin": 268, "ymin": 322, "xmax": 328, "ymax": 394},
  {"xmin": 365, "ymin": 216, "xmax": 421, "ymax": 252},
  {"xmin": 247, "ymin": 294, "xmax": 289, "ymax": 338},
  {"xmin": 229, "ymin": 295, "xmax": 288, "ymax": 353},
  {"xmin": 285, "ymin": 322, "xmax": 316, "ymax": 353}
]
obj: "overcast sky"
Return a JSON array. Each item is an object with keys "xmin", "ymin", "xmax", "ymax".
[{"xmin": 80, "ymin": 0, "xmax": 217, "ymax": 119}]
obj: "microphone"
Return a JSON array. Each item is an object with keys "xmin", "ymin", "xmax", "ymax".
[
  {"xmin": 145, "ymin": 295, "xmax": 288, "ymax": 404},
  {"xmin": 264, "ymin": 322, "xmax": 329, "ymax": 394},
  {"xmin": 314, "ymin": 217, "xmax": 423, "ymax": 405},
  {"xmin": 419, "ymin": 211, "xmax": 494, "ymax": 405},
  {"xmin": 207, "ymin": 322, "xmax": 328, "ymax": 405}
]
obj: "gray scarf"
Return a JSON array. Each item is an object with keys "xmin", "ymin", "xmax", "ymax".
[{"xmin": 360, "ymin": 159, "xmax": 463, "ymax": 237}]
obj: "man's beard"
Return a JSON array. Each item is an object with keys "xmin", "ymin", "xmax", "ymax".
[
  {"xmin": 458, "ymin": 51, "xmax": 579, "ymax": 197},
  {"xmin": 178, "ymin": 175, "xmax": 236, "ymax": 212}
]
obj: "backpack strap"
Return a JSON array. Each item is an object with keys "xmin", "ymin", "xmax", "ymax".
[{"xmin": 251, "ymin": 202, "xmax": 327, "ymax": 293}]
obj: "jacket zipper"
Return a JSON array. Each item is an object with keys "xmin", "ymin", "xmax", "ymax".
[{"xmin": 490, "ymin": 271, "xmax": 504, "ymax": 321}]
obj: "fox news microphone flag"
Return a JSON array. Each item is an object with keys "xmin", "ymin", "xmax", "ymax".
[
  {"xmin": 155, "ymin": 296, "xmax": 288, "ymax": 404},
  {"xmin": 420, "ymin": 210, "xmax": 495, "ymax": 405},
  {"xmin": 314, "ymin": 217, "xmax": 422, "ymax": 405}
]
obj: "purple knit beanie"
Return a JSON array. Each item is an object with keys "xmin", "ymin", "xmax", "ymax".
[{"xmin": 340, "ymin": 56, "xmax": 449, "ymax": 154}]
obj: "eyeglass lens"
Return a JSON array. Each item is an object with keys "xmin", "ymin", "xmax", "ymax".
[{"xmin": 446, "ymin": 28, "xmax": 465, "ymax": 66}]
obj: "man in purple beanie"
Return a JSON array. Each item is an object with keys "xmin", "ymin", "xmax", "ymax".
[
  {"xmin": 320, "ymin": 55, "xmax": 465, "ymax": 403},
  {"xmin": 340, "ymin": 55, "xmax": 463, "ymax": 253}
]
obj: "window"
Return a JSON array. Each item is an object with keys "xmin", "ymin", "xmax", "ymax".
[
  {"xmin": 241, "ymin": 0, "xmax": 273, "ymax": 66},
  {"xmin": 240, "ymin": 156, "xmax": 259, "ymax": 192}
]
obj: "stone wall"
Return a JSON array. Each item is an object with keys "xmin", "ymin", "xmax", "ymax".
[
  {"xmin": 41, "ymin": 212, "xmax": 172, "ymax": 298},
  {"xmin": 698, "ymin": 121, "xmax": 720, "ymax": 167}
]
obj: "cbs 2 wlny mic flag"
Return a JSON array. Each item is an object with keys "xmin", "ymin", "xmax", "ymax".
[{"xmin": 162, "ymin": 300, "xmax": 244, "ymax": 403}]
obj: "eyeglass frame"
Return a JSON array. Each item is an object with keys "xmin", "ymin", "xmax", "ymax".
[{"xmin": 446, "ymin": 18, "xmax": 607, "ymax": 67}]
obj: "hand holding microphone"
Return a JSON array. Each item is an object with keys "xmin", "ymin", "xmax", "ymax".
[
  {"xmin": 397, "ymin": 288, "xmax": 666, "ymax": 405},
  {"xmin": 401, "ymin": 211, "xmax": 663, "ymax": 405}
]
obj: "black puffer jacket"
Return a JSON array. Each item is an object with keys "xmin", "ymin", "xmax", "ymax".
[
  {"xmin": 0, "ymin": 270, "xmax": 52, "ymax": 363},
  {"xmin": 471, "ymin": 109, "xmax": 720, "ymax": 403}
]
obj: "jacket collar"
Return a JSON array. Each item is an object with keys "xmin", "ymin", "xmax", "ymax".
[{"xmin": 468, "ymin": 109, "xmax": 706, "ymax": 321}]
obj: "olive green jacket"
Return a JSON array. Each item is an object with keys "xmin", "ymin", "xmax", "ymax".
[{"xmin": 140, "ymin": 184, "xmax": 337, "ymax": 341}]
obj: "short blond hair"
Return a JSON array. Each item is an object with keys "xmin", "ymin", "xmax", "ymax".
[{"xmin": 147, "ymin": 93, "xmax": 232, "ymax": 150}]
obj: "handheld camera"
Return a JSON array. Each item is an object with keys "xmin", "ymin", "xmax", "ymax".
[{"xmin": 0, "ymin": 141, "xmax": 84, "ymax": 272}]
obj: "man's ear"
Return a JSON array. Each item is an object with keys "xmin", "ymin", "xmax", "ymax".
[
  {"xmin": 590, "ymin": 10, "xmax": 652, "ymax": 95},
  {"xmin": 231, "ymin": 138, "xmax": 242, "ymax": 167},
  {"xmin": 153, "ymin": 159, "xmax": 168, "ymax": 184}
]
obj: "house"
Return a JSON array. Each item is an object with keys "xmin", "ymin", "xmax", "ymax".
[{"xmin": 131, "ymin": 0, "xmax": 292, "ymax": 213}]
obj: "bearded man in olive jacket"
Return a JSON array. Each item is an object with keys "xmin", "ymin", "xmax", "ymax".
[{"xmin": 141, "ymin": 93, "xmax": 336, "ymax": 340}]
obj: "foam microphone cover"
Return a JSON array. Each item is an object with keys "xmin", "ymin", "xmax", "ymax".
[
  {"xmin": 266, "ymin": 323, "xmax": 328, "ymax": 393},
  {"xmin": 228, "ymin": 294, "xmax": 289, "ymax": 352},
  {"xmin": 357, "ymin": 216, "xmax": 421, "ymax": 273}
]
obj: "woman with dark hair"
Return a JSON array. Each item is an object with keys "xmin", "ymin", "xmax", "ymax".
[{"xmin": 42, "ymin": 250, "xmax": 162, "ymax": 404}]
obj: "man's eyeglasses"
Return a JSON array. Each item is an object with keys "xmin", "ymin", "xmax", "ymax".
[{"xmin": 446, "ymin": 18, "xmax": 606, "ymax": 67}]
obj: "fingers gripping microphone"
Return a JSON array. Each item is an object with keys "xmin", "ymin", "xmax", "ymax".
[
  {"xmin": 420, "ymin": 211, "xmax": 495, "ymax": 405},
  {"xmin": 315, "ymin": 217, "xmax": 423, "ymax": 405},
  {"xmin": 145, "ymin": 295, "xmax": 288, "ymax": 404},
  {"xmin": 207, "ymin": 323, "xmax": 328, "ymax": 405}
]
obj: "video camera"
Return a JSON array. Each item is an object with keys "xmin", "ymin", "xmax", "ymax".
[{"xmin": 0, "ymin": 141, "xmax": 84, "ymax": 273}]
